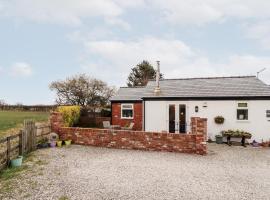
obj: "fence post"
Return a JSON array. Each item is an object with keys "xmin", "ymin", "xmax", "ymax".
[
  {"xmin": 6, "ymin": 137, "xmax": 11, "ymax": 166},
  {"xmin": 33, "ymin": 123, "xmax": 37, "ymax": 150},
  {"xmin": 19, "ymin": 130, "xmax": 24, "ymax": 156}
]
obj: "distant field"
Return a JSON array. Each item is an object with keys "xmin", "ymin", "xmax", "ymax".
[{"xmin": 0, "ymin": 111, "xmax": 49, "ymax": 135}]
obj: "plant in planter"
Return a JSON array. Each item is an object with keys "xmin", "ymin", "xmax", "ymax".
[
  {"xmin": 50, "ymin": 135, "xmax": 57, "ymax": 147},
  {"xmin": 37, "ymin": 137, "xmax": 49, "ymax": 149},
  {"xmin": 214, "ymin": 116, "xmax": 225, "ymax": 124},
  {"xmin": 222, "ymin": 130, "xmax": 252, "ymax": 147},
  {"xmin": 221, "ymin": 130, "xmax": 252, "ymax": 139}
]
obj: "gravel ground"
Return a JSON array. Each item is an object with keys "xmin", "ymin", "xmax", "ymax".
[{"xmin": 1, "ymin": 144, "xmax": 270, "ymax": 200}]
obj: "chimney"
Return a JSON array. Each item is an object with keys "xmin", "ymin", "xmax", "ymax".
[{"xmin": 154, "ymin": 61, "xmax": 161, "ymax": 94}]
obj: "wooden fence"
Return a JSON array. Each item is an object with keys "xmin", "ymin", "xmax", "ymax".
[{"xmin": 0, "ymin": 120, "xmax": 51, "ymax": 171}]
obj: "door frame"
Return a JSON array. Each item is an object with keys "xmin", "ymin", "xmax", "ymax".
[{"xmin": 167, "ymin": 102, "xmax": 188, "ymax": 134}]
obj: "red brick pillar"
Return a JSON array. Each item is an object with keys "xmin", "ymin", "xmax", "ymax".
[
  {"xmin": 50, "ymin": 112, "xmax": 64, "ymax": 133},
  {"xmin": 191, "ymin": 117, "xmax": 207, "ymax": 155}
]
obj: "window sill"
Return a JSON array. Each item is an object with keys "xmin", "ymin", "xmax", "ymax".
[
  {"xmin": 121, "ymin": 117, "xmax": 134, "ymax": 120},
  {"xmin": 236, "ymin": 120, "xmax": 250, "ymax": 123}
]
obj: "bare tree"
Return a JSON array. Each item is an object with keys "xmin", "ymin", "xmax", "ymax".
[
  {"xmin": 0, "ymin": 99, "xmax": 6, "ymax": 106},
  {"xmin": 49, "ymin": 74, "xmax": 116, "ymax": 112}
]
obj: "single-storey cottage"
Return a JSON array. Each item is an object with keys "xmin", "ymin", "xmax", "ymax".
[{"xmin": 111, "ymin": 69, "xmax": 270, "ymax": 141}]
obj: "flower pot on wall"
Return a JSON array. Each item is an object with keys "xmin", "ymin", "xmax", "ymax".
[{"xmin": 214, "ymin": 116, "xmax": 225, "ymax": 124}]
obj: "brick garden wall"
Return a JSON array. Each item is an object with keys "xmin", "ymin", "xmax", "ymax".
[
  {"xmin": 111, "ymin": 102, "xmax": 143, "ymax": 131},
  {"xmin": 51, "ymin": 112, "xmax": 207, "ymax": 155}
]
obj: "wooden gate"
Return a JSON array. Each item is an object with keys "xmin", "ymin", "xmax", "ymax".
[
  {"xmin": 23, "ymin": 120, "xmax": 37, "ymax": 153},
  {"xmin": 0, "ymin": 120, "xmax": 50, "ymax": 171}
]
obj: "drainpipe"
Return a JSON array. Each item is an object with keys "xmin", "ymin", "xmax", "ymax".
[{"xmin": 154, "ymin": 61, "xmax": 161, "ymax": 94}]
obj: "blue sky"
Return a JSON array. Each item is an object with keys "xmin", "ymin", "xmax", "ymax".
[{"xmin": 0, "ymin": 0, "xmax": 270, "ymax": 105}]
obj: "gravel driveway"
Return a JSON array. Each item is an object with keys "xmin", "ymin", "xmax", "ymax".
[{"xmin": 1, "ymin": 144, "xmax": 270, "ymax": 200}]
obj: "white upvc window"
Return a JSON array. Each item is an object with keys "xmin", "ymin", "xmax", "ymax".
[
  {"xmin": 236, "ymin": 102, "xmax": 248, "ymax": 120},
  {"xmin": 121, "ymin": 104, "xmax": 134, "ymax": 119}
]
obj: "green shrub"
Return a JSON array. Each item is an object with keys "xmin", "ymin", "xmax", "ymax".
[{"xmin": 56, "ymin": 106, "xmax": 80, "ymax": 127}]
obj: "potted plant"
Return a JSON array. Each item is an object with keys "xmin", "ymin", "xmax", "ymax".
[
  {"xmin": 215, "ymin": 135, "xmax": 223, "ymax": 144},
  {"xmin": 57, "ymin": 140, "xmax": 63, "ymax": 147},
  {"xmin": 214, "ymin": 116, "xmax": 225, "ymax": 124},
  {"xmin": 50, "ymin": 141, "xmax": 56, "ymax": 147},
  {"xmin": 260, "ymin": 139, "xmax": 269, "ymax": 147},
  {"xmin": 50, "ymin": 135, "xmax": 57, "ymax": 148},
  {"xmin": 10, "ymin": 156, "xmax": 23, "ymax": 167},
  {"xmin": 65, "ymin": 140, "xmax": 72, "ymax": 146},
  {"xmin": 37, "ymin": 137, "xmax": 49, "ymax": 149}
]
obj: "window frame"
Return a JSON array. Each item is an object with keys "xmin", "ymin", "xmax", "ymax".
[
  {"xmin": 236, "ymin": 102, "xmax": 249, "ymax": 121},
  {"xmin": 121, "ymin": 104, "xmax": 134, "ymax": 119}
]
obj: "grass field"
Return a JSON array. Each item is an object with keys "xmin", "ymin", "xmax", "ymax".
[{"xmin": 0, "ymin": 111, "xmax": 49, "ymax": 135}]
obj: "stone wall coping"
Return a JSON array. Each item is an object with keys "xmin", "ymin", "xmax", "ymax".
[{"xmin": 59, "ymin": 127, "xmax": 198, "ymax": 136}]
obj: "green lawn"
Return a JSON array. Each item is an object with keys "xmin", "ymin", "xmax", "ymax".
[{"xmin": 0, "ymin": 111, "xmax": 49, "ymax": 135}]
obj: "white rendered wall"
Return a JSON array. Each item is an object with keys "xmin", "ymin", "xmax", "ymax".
[{"xmin": 144, "ymin": 100, "xmax": 270, "ymax": 142}]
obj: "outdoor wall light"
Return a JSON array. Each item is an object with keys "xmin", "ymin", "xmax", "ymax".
[{"xmin": 195, "ymin": 106, "xmax": 199, "ymax": 113}]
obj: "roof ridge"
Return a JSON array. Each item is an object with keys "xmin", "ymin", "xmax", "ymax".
[{"xmin": 148, "ymin": 75, "xmax": 256, "ymax": 81}]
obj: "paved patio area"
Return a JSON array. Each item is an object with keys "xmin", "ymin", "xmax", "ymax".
[{"xmin": 0, "ymin": 144, "xmax": 270, "ymax": 200}]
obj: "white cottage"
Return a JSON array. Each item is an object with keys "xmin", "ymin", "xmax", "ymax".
[{"xmin": 111, "ymin": 75, "xmax": 270, "ymax": 141}]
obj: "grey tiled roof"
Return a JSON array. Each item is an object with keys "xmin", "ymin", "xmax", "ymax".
[
  {"xmin": 110, "ymin": 76, "xmax": 270, "ymax": 101},
  {"xmin": 111, "ymin": 87, "xmax": 146, "ymax": 101}
]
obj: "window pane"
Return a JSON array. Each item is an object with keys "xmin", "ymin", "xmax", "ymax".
[
  {"xmin": 266, "ymin": 110, "xmax": 270, "ymax": 118},
  {"xmin": 122, "ymin": 110, "xmax": 133, "ymax": 118},
  {"xmin": 238, "ymin": 103, "xmax": 248, "ymax": 107},
  {"xmin": 237, "ymin": 109, "xmax": 248, "ymax": 120}
]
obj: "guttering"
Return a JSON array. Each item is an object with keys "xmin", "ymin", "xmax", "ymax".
[
  {"xmin": 110, "ymin": 100, "xmax": 143, "ymax": 103},
  {"xmin": 142, "ymin": 96, "xmax": 270, "ymax": 101}
]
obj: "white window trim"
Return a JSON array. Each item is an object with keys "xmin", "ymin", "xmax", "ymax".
[
  {"xmin": 121, "ymin": 104, "xmax": 134, "ymax": 119},
  {"xmin": 236, "ymin": 102, "xmax": 249, "ymax": 121}
]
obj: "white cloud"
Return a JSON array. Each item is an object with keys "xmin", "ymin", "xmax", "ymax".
[
  {"xmin": 244, "ymin": 20, "xmax": 270, "ymax": 49},
  {"xmin": 150, "ymin": 0, "xmax": 270, "ymax": 25},
  {"xmin": 0, "ymin": 0, "xmax": 146, "ymax": 27},
  {"xmin": 0, "ymin": 0, "xmax": 124, "ymax": 26},
  {"xmin": 78, "ymin": 37, "xmax": 270, "ymax": 85},
  {"xmin": 11, "ymin": 62, "xmax": 33, "ymax": 77},
  {"xmin": 105, "ymin": 17, "xmax": 131, "ymax": 30},
  {"xmin": 2, "ymin": 0, "xmax": 270, "ymax": 27}
]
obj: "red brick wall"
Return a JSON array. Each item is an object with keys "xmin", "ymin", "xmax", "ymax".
[
  {"xmin": 50, "ymin": 112, "xmax": 64, "ymax": 133},
  {"xmin": 51, "ymin": 112, "xmax": 207, "ymax": 155},
  {"xmin": 111, "ymin": 102, "xmax": 143, "ymax": 131}
]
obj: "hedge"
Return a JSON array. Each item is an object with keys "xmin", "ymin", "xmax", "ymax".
[{"xmin": 56, "ymin": 106, "xmax": 80, "ymax": 127}]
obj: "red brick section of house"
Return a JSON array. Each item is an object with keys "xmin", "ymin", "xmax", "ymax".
[
  {"xmin": 51, "ymin": 112, "xmax": 207, "ymax": 155},
  {"xmin": 111, "ymin": 102, "xmax": 142, "ymax": 131}
]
